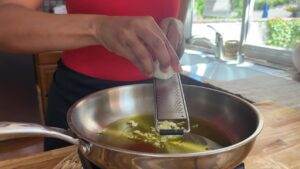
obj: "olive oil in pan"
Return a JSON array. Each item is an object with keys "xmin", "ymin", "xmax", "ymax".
[{"xmin": 97, "ymin": 115, "xmax": 230, "ymax": 153}]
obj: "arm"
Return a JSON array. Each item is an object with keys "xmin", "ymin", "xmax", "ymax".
[
  {"xmin": 0, "ymin": 1, "xmax": 99, "ymax": 53},
  {"xmin": 0, "ymin": 0, "xmax": 42, "ymax": 9},
  {"xmin": 0, "ymin": 0, "xmax": 180, "ymax": 75}
]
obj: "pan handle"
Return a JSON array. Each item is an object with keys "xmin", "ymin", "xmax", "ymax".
[{"xmin": 0, "ymin": 122, "xmax": 79, "ymax": 145}]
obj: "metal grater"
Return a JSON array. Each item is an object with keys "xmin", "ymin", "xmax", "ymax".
[{"xmin": 153, "ymin": 73, "xmax": 191, "ymax": 135}]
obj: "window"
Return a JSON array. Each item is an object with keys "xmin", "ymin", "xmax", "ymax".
[
  {"xmin": 186, "ymin": 0, "xmax": 299, "ymax": 67},
  {"xmin": 42, "ymin": 0, "xmax": 65, "ymax": 12},
  {"xmin": 190, "ymin": 0, "xmax": 244, "ymax": 45},
  {"xmin": 246, "ymin": 0, "xmax": 299, "ymax": 48}
]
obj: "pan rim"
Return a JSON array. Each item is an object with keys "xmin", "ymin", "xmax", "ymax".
[{"xmin": 67, "ymin": 84, "xmax": 264, "ymax": 158}]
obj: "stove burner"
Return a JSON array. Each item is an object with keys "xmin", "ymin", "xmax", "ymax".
[{"xmin": 78, "ymin": 151, "xmax": 245, "ymax": 169}]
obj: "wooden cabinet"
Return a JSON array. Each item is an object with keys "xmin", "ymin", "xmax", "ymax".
[{"xmin": 35, "ymin": 51, "xmax": 61, "ymax": 123}]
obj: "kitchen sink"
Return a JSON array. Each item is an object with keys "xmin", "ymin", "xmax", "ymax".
[{"xmin": 180, "ymin": 50, "xmax": 268, "ymax": 82}]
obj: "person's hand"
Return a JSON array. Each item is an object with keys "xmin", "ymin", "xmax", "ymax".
[
  {"xmin": 160, "ymin": 18, "xmax": 185, "ymax": 58},
  {"xmin": 95, "ymin": 16, "xmax": 180, "ymax": 76}
]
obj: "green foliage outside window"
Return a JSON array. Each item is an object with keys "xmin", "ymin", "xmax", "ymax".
[
  {"xmin": 255, "ymin": 0, "xmax": 290, "ymax": 10},
  {"xmin": 267, "ymin": 18, "xmax": 300, "ymax": 48},
  {"xmin": 194, "ymin": 0, "xmax": 291, "ymax": 17},
  {"xmin": 231, "ymin": 0, "xmax": 244, "ymax": 17},
  {"xmin": 194, "ymin": 0, "xmax": 205, "ymax": 16}
]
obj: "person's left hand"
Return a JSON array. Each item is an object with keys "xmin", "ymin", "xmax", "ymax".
[{"xmin": 160, "ymin": 17, "xmax": 185, "ymax": 58}]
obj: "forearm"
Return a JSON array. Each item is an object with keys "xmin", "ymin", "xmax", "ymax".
[{"xmin": 0, "ymin": 4, "xmax": 101, "ymax": 53}]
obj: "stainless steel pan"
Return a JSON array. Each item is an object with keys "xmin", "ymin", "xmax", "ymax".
[{"xmin": 0, "ymin": 84, "xmax": 263, "ymax": 169}]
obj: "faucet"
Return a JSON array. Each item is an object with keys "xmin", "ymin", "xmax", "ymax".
[
  {"xmin": 237, "ymin": 0, "xmax": 255, "ymax": 64},
  {"xmin": 186, "ymin": 25, "xmax": 224, "ymax": 59},
  {"xmin": 207, "ymin": 25, "xmax": 224, "ymax": 59}
]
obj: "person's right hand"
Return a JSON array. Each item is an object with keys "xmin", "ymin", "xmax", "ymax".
[{"xmin": 94, "ymin": 16, "xmax": 180, "ymax": 76}]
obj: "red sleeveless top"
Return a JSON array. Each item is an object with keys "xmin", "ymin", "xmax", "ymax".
[{"xmin": 62, "ymin": 0, "xmax": 180, "ymax": 81}]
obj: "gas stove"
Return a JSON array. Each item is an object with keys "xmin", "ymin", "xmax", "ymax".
[{"xmin": 78, "ymin": 151, "xmax": 245, "ymax": 169}]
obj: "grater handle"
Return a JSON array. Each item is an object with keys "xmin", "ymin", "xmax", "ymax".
[{"xmin": 153, "ymin": 73, "xmax": 191, "ymax": 135}]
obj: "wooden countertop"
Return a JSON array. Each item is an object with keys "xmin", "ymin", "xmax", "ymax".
[
  {"xmin": 0, "ymin": 102, "xmax": 299, "ymax": 169},
  {"xmin": 0, "ymin": 146, "xmax": 75, "ymax": 169}
]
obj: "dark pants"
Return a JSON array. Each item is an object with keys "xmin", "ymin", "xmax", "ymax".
[{"xmin": 44, "ymin": 62, "xmax": 207, "ymax": 151}]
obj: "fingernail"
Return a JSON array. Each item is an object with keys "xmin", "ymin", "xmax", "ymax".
[
  {"xmin": 171, "ymin": 63, "xmax": 181, "ymax": 72},
  {"xmin": 160, "ymin": 65, "xmax": 169, "ymax": 73},
  {"xmin": 174, "ymin": 65, "xmax": 180, "ymax": 72}
]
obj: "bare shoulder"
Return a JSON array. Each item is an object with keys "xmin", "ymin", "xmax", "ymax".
[{"xmin": 0, "ymin": 0, "xmax": 43, "ymax": 9}]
